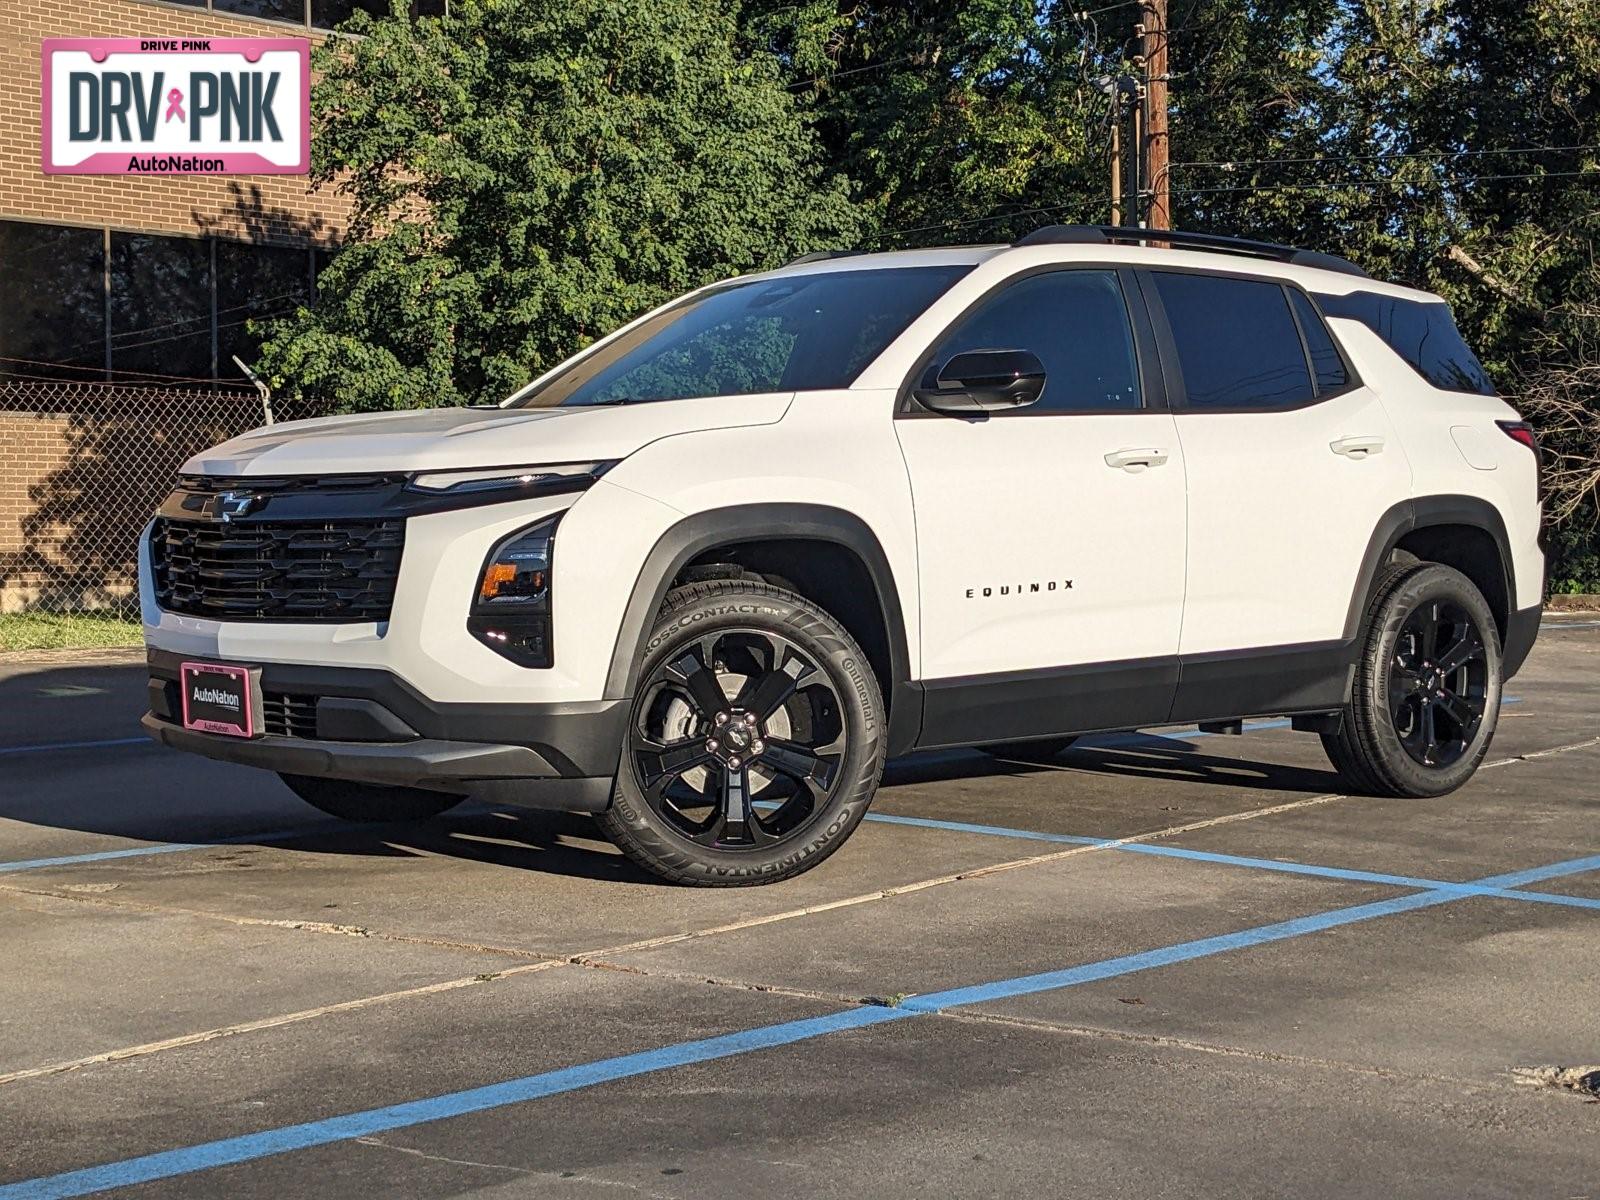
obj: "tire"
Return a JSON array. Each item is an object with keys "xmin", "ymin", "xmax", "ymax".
[
  {"xmin": 978, "ymin": 736, "xmax": 1080, "ymax": 762},
  {"xmin": 278, "ymin": 773, "xmax": 467, "ymax": 822},
  {"xmin": 596, "ymin": 579, "xmax": 886, "ymax": 886},
  {"xmin": 1322, "ymin": 562, "xmax": 1502, "ymax": 797}
]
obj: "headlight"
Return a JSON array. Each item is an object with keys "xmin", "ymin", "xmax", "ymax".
[
  {"xmin": 408, "ymin": 461, "xmax": 613, "ymax": 497},
  {"xmin": 468, "ymin": 515, "xmax": 560, "ymax": 667}
]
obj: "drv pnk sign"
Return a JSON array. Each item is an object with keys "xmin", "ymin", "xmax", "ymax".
[{"xmin": 41, "ymin": 38, "xmax": 308, "ymax": 175}]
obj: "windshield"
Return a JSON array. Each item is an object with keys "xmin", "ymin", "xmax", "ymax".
[{"xmin": 507, "ymin": 266, "xmax": 971, "ymax": 408}]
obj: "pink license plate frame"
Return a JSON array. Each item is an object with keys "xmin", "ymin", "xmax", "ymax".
[{"xmin": 179, "ymin": 661, "xmax": 258, "ymax": 739}]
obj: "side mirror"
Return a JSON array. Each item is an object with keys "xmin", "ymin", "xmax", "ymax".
[{"xmin": 914, "ymin": 349, "xmax": 1046, "ymax": 415}]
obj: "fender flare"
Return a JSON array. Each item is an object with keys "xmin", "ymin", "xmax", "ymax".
[
  {"xmin": 1341, "ymin": 494, "xmax": 1516, "ymax": 644},
  {"xmin": 602, "ymin": 504, "xmax": 920, "ymax": 754}
]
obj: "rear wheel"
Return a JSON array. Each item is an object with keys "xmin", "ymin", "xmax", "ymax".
[
  {"xmin": 597, "ymin": 580, "xmax": 886, "ymax": 886},
  {"xmin": 978, "ymin": 736, "xmax": 1080, "ymax": 762},
  {"xmin": 1322, "ymin": 563, "xmax": 1501, "ymax": 797},
  {"xmin": 278, "ymin": 774, "xmax": 466, "ymax": 822}
]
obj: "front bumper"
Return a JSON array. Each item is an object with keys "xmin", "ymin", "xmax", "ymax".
[{"xmin": 144, "ymin": 649, "xmax": 627, "ymax": 812}]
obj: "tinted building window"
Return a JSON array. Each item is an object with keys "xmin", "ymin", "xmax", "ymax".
[
  {"xmin": 110, "ymin": 233, "xmax": 213, "ymax": 380},
  {"xmin": 923, "ymin": 270, "xmax": 1141, "ymax": 412},
  {"xmin": 214, "ymin": 0, "xmax": 306, "ymax": 21},
  {"xmin": 217, "ymin": 241, "xmax": 311, "ymax": 377},
  {"xmin": 1153, "ymin": 272, "xmax": 1314, "ymax": 409},
  {"xmin": 1289, "ymin": 289, "xmax": 1349, "ymax": 393},
  {"xmin": 314, "ymin": 0, "xmax": 445, "ymax": 27},
  {"xmin": 0, "ymin": 221, "xmax": 106, "ymax": 380},
  {"xmin": 1314, "ymin": 290, "xmax": 1496, "ymax": 395}
]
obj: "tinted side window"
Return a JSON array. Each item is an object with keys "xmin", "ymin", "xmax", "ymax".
[
  {"xmin": 923, "ymin": 270, "xmax": 1141, "ymax": 412},
  {"xmin": 1152, "ymin": 272, "xmax": 1314, "ymax": 409},
  {"xmin": 1289, "ymin": 289, "xmax": 1349, "ymax": 393},
  {"xmin": 1314, "ymin": 291, "xmax": 1495, "ymax": 395}
]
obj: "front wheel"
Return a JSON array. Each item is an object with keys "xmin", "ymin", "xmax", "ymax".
[
  {"xmin": 597, "ymin": 580, "xmax": 886, "ymax": 886},
  {"xmin": 278, "ymin": 774, "xmax": 466, "ymax": 822},
  {"xmin": 1322, "ymin": 563, "xmax": 1502, "ymax": 797}
]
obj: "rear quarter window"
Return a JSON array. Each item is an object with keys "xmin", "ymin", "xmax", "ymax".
[{"xmin": 1314, "ymin": 291, "xmax": 1496, "ymax": 396}]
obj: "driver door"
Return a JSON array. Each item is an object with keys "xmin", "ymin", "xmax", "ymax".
[{"xmin": 893, "ymin": 267, "xmax": 1188, "ymax": 746}]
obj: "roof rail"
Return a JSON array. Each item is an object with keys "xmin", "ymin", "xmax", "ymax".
[
  {"xmin": 783, "ymin": 249, "xmax": 866, "ymax": 267},
  {"xmin": 1013, "ymin": 225, "xmax": 1369, "ymax": 278}
]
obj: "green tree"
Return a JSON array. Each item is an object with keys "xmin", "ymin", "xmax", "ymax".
[
  {"xmin": 743, "ymin": 1, "xmax": 1119, "ymax": 245},
  {"xmin": 258, "ymin": 0, "xmax": 862, "ymax": 411}
]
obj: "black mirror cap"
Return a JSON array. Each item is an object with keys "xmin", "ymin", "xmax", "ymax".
[{"xmin": 915, "ymin": 348, "xmax": 1046, "ymax": 414}]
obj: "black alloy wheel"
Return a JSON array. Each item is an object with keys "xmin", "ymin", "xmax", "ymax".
[
  {"xmin": 1387, "ymin": 598, "xmax": 1490, "ymax": 768},
  {"xmin": 1321, "ymin": 562, "xmax": 1502, "ymax": 798},
  {"xmin": 598, "ymin": 579, "xmax": 885, "ymax": 886},
  {"xmin": 630, "ymin": 627, "xmax": 847, "ymax": 849}
]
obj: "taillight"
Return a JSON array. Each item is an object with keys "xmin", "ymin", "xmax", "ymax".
[{"xmin": 1496, "ymin": 420, "xmax": 1540, "ymax": 462}]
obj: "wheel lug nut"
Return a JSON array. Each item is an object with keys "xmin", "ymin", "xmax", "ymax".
[
  {"xmin": 752, "ymin": 740, "xmax": 764, "ymax": 754},
  {"xmin": 728, "ymin": 757, "xmax": 741, "ymax": 769},
  {"xmin": 707, "ymin": 739, "xmax": 719, "ymax": 751},
  {"xmin": 715, "ymin": 712, "xmax": 729, "ymax": 725}
]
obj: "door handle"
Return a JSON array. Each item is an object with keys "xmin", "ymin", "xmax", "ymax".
[
  {"xmin": 1330, "ymin": 435, "xmax": 1385, "ymax": 459},
  {"xmin": 1104, "ymin": 447, "xmax": 1169, "ymax": 472}
]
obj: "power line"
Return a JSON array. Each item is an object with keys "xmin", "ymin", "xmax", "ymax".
[
  {"xmin": 1172, "ymin": 143, "xmax": 1600, "ymax": 170},
  {"xmin": 1169, "ymin": 168, "xmax": 1599, "ymax": 197}
]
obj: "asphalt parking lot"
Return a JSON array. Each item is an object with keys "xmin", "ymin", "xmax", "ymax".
[{"xmin": 1, "ymin": 621, "xmax": 1597, "ymax": 1199}]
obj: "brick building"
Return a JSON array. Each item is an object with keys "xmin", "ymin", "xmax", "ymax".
[{"xmin": 0, "ymin": 0, "xmax": 435, "ymax": 615}]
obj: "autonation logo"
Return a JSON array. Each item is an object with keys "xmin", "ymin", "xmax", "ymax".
[
  {"xmin": 191, "ymin": 687, "xmax": 241, "ymax": 709},
  {"xmin": 41, "ymin": 37, "xmax": 308, "ymax": 175}
]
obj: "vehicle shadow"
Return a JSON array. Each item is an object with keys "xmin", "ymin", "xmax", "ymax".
[
  {"xmin": 884, "ymin": 737, "xmax": 1347, "ymax": 794},
  {"xmin": 3, "ymin": 661, "xmax": 1346, "ymax": 884}
]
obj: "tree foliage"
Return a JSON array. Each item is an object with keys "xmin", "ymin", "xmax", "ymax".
[{"xmin": 257, "ymin": 0, "xmax": 861, "ymax": 410}]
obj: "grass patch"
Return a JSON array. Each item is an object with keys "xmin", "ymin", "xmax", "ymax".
[{"xmin": 0, "ymin": 612, "xmax": 143, "ymax": 652}]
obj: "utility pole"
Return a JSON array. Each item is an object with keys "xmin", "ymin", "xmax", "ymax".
[
  {"xmin": 1140, "ymin": 0, "xmax": 1171, "ymax": 230},
  {"xmin": 1109, "ymin": 109, "xmax": 1122, "ymax": 225}
]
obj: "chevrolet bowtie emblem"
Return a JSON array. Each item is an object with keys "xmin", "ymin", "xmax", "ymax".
[{"xmin": 213, "ymin": 491, "xmax": 261, "ymax": 523}]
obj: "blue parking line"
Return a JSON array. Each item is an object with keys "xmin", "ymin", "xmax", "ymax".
[
  {"xmin": 4, "ymin": 850, "xmax": 1597, "ymax": 1200},
  {"xmin": 859, "ymin": 813, "xmax": 1600, "ymax": 911},
  {"xmin": 0, "ymin": 843, "xmax": 205, "ymax": 874}
]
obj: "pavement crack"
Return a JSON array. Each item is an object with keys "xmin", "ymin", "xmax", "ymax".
[
  {"xmin": 926, "ymin": 1007, "xmax": 1506, "ymax": 1092},
  {"xmin": 0, "ymin": 882, "xmax": 565, "ymax": 964},
  {"xmin": 0, "ymin": 961, "xmax": 563, "ymax": 1088},
  {"xmin": 354, "ymin": 1136, "xmax": 533, "ymax": 1175},
  {"xmin": 1512, "ymin": 1064, "xmax": 1600, "ymax": 1100},
  {"xmin": 354, "ymin": 1140, "xmax": 678, "ymax": 1196}
]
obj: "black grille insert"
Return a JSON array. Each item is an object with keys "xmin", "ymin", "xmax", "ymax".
[
  {"xmin": 262, "ymin": 692, "xmax": 318, "ymax": 739},
  {"xmin": 151, "ymin": 518, "xmax": 405, "ymax": 622}
]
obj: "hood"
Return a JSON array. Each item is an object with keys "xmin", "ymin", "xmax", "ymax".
[{"xmin": 183, "ymin": 393, "xmax": 794, "ymax": 477}]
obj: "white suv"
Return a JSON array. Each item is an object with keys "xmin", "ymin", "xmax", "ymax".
[{"xmin": 139, "ymin": 225, "xmax": 1544, "ymax": 886}]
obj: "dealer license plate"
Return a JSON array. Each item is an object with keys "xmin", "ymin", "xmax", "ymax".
[{"xmin": 179, "ymin": 661, "xmax": 259, "ymax": 739}]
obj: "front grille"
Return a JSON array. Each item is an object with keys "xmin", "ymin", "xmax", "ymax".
[
  {"xmin": 262, "ymin": 692, "xmax": 318, "ymax": 739},
  {"xmin": 150, "ymin": 518, "xmax": 405, "ymax": 622}
]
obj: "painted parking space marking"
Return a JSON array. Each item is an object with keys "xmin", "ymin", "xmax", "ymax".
[
  {"xmin": 861, "ymin": 813, "xmax": 1600, "ymax": 911},
  {"xmin": 3, "ymin": 850, "xmax": 1595, "ymax": 1200}
]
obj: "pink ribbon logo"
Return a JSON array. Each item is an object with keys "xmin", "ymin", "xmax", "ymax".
[{"xmin": 164, "ymin": 88, "xmax": 185, "ymax": 123}]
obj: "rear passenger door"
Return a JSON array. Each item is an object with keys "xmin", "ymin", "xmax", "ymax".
[{"xmin": 1141, "ymin": 269, "xmax": 1412, "ymax": 719}]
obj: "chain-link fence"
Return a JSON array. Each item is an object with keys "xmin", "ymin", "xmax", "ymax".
[{"xmin": 0, "ymin": 379, "xmax": 295, "ymax": 650}]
